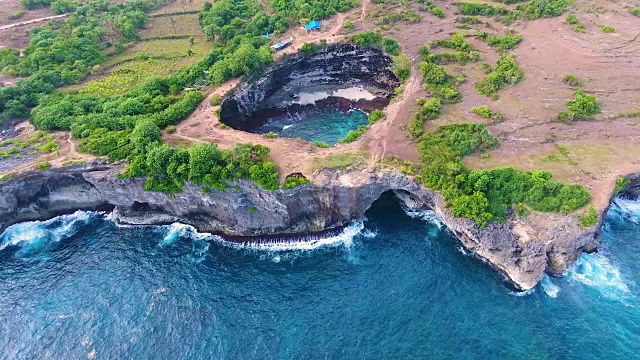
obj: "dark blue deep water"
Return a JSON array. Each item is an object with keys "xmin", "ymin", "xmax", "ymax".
[
  {"xmin": 1, "ymin": 194, "xmax": 639, "ymax": 359},
  {"xmin": 257, "ymin": 109, "xmax": 368, "ymax": 145}
]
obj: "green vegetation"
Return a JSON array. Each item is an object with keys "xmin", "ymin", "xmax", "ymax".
[
  {"xmin": 283, "ymin": 174, "xmax": 310, "ymax": 189},
  {"xmin": 601, "ymin": 26, "xmax": 615, "ymax": 33},
  {"xmin": 313, "ymin": 152, "xmax": 366, "ymax": 170},
  {"xmin": 557, "ymin": 89, "xmax": 601, "ymax": 122},
  {"xmin": 8, "ymin": 11, "xmax": 25, "ymax": 20},
  {"xmin": 265, "ymin": 0, "xmax": 358, "ymax": 23},
  {"xmin": 263, "ymin": 132, "xmax": 277, "ymax": 138},
  {"xmin": 474, "ymin": 56, "xmax": 524, "ymax": 99},
  {"xmin": 517, "ymin": 0, "xmax": 566, "ymax": 20},
  {"xmin": 343, "ymin": 20, "xmax": 355, "ymax": 32},
  {"xmin": 21, "ymin": 0, "xmax": 54, "ymax": 10},
  {"xmin": 210, "ymin": 95, "xmax": 221, "ymax": 106},
  {"xmin": 0, "ymin": 130, "xmax": 59, "ymax": 157},
  {"xmin": 458, "ymin": 3, "xmax": 508, "ymax": 17},
  {"xmin": 472, "ymin": 105, "xmax": 493, "ymax": 118},
  {"xmin": 563, "ymin": 74, "xmax": 584, "ymax": 87},
  {"xmin": 409, "ymin": 98, "xmax": 441, "ymax": 139},
  {"xmin": 79, "ymin": 60, "xmax": 174, "ymax": 98},
  {"xmin": 391, "ymin": 54, "xmax": 411, "ymax": 83},
  {"xmin": 614, "ymin": 177, "xmax": 630, "ymax": 195},
  {"xmin": 431, "ymin": 7, "xmax": 445, "ymax": 18},
  {"xmin": 349, "ymin": 31, "xmax": 401, "ymax": 55},
  {"xmin": 476, "ymin": 32, "xmax": 522, "ymax": 53},
  {"xmin": 565, "ymin": 13, "xmax": 584, "ymax": 32},
  {"xmin": 314, "ymin": 141, "xmax": 329, "ymax": 148},
  {"xmin": 630, "ymin": 7, "xmax": 640, "ymax": 16},
  {"xmin": 36, "ymin": 162, "xmax": 52, "ymax": 171},
  {"xmin": 368, "ymin": 109, "xmax": 385, "ymax": 124},
  {"xmin": 416, "ymin": 124, "xmax": 590, "ymax": 226},
  {"xmin": 422, "ymin": 33, "xmax": 480, "ymax": 65},
  {"xmin": 1, "ymin": 0, "xmax": 160, "ymax": 120},
  {"xmin": 339, "ymin": 125, "xmax": 369, "ymax": 143},
  {"xmin": 165, "ymin": 125, "xmax": 177, "ymax": 133},
  {"xmin": 121, "ymin": 141, "xmax": 279, "ymax": 192},
  {"xmin": 578, "ymin": 205, "xmax": 597, "ymax": 228}
]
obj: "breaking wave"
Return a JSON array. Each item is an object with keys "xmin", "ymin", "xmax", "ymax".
[
  {"xmin": 227, "ymin": 221, "xmax": 371, "ymax": 251},
  {"xmin": 540, "ymin": 275, "xmax": 560, "ymax": 298},
  {"xmin": 0, "ymin": 211, "xmax": 98, "ymax": 253},
  {"xmin": 566, "ymin": 253, "xmax": 630, "ymax": 301},
  {"xmin": 607, "ymin": 197, "xmax": 640, "ymax": 224}
]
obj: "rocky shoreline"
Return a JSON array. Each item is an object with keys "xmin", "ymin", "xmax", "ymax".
[
  {"xmin": 219, "ymin": 43, "xmax": 399, "ymax": 131},
  {"xmin": 0, "ymin": 163, "xmax": 619, "ymax": 290}
]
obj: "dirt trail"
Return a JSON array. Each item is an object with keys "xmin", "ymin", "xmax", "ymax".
[{"xmin": 0, "ymin": 14, "xmax": 66, "ymax": 31}]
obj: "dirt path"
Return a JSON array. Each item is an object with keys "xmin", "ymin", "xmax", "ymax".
[{"xmin": 0, "ymin": 14, "xmax": 66, "ymax": 31}]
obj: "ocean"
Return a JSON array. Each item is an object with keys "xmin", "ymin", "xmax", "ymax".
[{"xmin": 0, "ymin": 192, "xmax": 638, "ymax": 359}]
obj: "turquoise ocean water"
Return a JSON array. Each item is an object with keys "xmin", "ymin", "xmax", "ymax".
[
  {"xmin": 256, "ymin": 109, "xmax": 369, "ymax": 145},
  {"xmin": 0, "ymin": 192, "xmax": 638, "ymax": 359}
]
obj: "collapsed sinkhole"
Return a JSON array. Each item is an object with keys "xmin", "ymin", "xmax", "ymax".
[{"xmin": 219, "ymin": 43, "xmax": 400, "ymax": 145}]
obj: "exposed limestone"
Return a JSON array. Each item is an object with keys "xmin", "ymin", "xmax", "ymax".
[
  {"xmin": 219, "ymin": 43, "xmax": 400, "ymax": 131},
  {"xmin": 0, "ymin": 164, "xmax": 600, "ymax": 290}
]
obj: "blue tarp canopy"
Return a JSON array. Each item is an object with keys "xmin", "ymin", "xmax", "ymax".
[{"xmin": 305, "ymin": 20, "xmax": 321, "ymax": 30}]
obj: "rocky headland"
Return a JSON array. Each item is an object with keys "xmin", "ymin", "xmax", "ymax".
[{"xmin": 0, "ymin": 163, "xmax": 612, "ymax": 291}]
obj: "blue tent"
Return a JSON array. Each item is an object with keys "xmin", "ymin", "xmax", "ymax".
[{"xmin": 305, "ymin": 20, "xmax": 321, "ymax": 31}]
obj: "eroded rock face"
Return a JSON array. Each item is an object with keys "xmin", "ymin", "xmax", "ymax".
[
  {"xmin": 219, "ymin": 43, "xmax": 400, "ymax": 131},
  {"xmin": 0, "ymin": 165, "xmax": 599, "ymax": 290}
]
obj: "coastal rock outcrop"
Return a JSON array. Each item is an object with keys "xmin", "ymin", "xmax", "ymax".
[
  {"xmin": 219, "ymin": 43, "xmax": 400, "ymax": 131},
  {"xmin": 0, "ymin": 164, "xmax": 600, "ymax": 290}
]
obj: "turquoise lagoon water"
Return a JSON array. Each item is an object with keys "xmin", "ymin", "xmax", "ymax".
[
  {"xmin": 256, "ymin": 109, "xmax": 369, "ymax": 145},
  {"xmin": 0, "ymin": 193, "xmax": 639, "ymax": 359}
]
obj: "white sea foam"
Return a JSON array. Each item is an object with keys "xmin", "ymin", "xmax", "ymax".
[
  {"xmin": 401, "ymin": 206, "xmax": 444, "ymax": 228},
  {"xmin": 509, "ymin": 288, "xmax": 535, "ymax": 297},
  {"xmin": 0, "ymin": 211, "xmax": 96, "ymax": 252},
  {"xmin": 228, "ymin": 221, "xmax": 368, "ymax": 252},
  {"xmin": 609, "ymin": 197, "xmax": 640, "ymax": 224},
  {"xmin": 540, "ymin": 275, "xmax": 560, "ymax": 298},
  {"xmin": 282, "ymin": 124, "xmax": 293, "ymax": 131},
  {"xmin": 566, "ymin": 253, "xmax": 630, "ymax": 300}
]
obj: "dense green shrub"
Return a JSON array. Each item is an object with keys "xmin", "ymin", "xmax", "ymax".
[
  {"xmin": 477, "ymin": 32, "xmax": 522, "ymax": 53},
  {"xmin": 314, "ymin": 141, "xmax": 329, "ymax": 148},
  {"xmin": 339, "ymin": 125, "xmax": 369, "ymax": 143},
  {"xmin": 21, "ymin": 0, "xmax": 53, "ymax": 10},
  {"xmin": 475, "ymin": 56, "xmax": 524, "ymax": 98},
  {"xmin": 409, "ymin": 98, "xmax": 441, "ymax": 139},
  {"xmin": 563, "ymin": 74, "xmax": 583, "ymax": 87},
  {"xmin": 416, "ymin": 124, "xmax": 589, "ymax": 225},
  {"xmin": 630, "ymin": 7, "xmax": 640, "ymax": 16},
  {"xmin": 472, "ymin": 105, "xmax": 493, "ymax": 118},
  {"xmin": 458, "ymin": 3, "xmax": 507, "ymax": 16},
  {"xmin": 8, "ymin": 11, "xmax": 25, "ymax": 20},
  {"xmin": 266, "ymin": 0, "xmax": 358, "ymax": 22},
  {"xmin": 562, "ymin": 89, "xmax": 600, "ymax": 119},
  {"xmin": 614, "ymin": 177, "xmax": 630, "ymax": 195},
  {"xmin": 283, "ymin": 174, "xmax": 310, "ymax": 189},
  {"xmin": 349, "ymin": 31, "xmax": 400, "ymax": 55},
  {"xmin": 431, "ymin": 7, "xmax": 445, "ymax": 18},
  {"xmin": 391, "ymin": 54, "xmax": 411, "ymax": 83},
  {"xmin": 516, "ymin": 0, "xmax": 566, "ymax": 20},
  {"xmin": 368, "ymin": 109, "xmax": 385, "ymax": 124}
]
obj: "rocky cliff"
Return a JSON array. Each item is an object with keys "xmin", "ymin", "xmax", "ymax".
[
  {"xmin": 219, "ymin": 43, "xmax": 400, "ymax": 131},
  {"xmin": 0, "ymin": 164, "xmax": 600, "ymax": 290}
]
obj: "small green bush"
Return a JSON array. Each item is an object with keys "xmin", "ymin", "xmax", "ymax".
[
  {"xmin": 563, "ymin": 74, "xmax": 583, "ymax": 87},
  {"xmin": 37, "ymin": 162, "xmax": 52, "ymax": 171},
  {"xmin": 630, "ymin": 7, "xmax": 640, "ymax": 16},
  {"xmin": 283, "ymin": 174, "xmax": 311, "ymax": 189},
  {"xmin": 263, "ymin": 132, "xmax": 278, "ymax": 139},
  {"xmin": 166, "ymin": 125, "xmax": 177, "ymax": 133},
  {"xmin": 578, "ymin": 205, "xmax": 597, "ymax": 228},
  {"xmin": 343, "ymin": 20, "xmax": 355, "ymax": 32},
  {"xmin": 472, "ymin": 105, "xmax": 493, "ymax": 118},
  {"xmin": 314, "ymin": 141, "xmax": 329, "ymax": 148},
  {"xmin": 391, "ymin": 54, "xmax": 411, "ymax": 83},
  {"xmin": 565, "ymin": 13, "xmax": 579, "ymax": 24},
  {"xmin": 614, "ymin": 177, "xmax": 630, "ymax": 195},
  {"xmin": 601, "ymin": 26, "xmax": 615, "ymax": 33},
  {"xmin": 567, "ymin": 89, "xmax": 601, "ymax": 118},
  {"xmin": 431, "ymin": 7, "xmax": 445, "ymax": 18},
  {"xmin": 8, "ymin": 11, "xmax": 25, "ymax": 20},
  {"xmin": 210, "ymin": 95, "xmax": 221, "ymax": 106},
  {"xmin": 36, "ymin": 140, "xmax": 59, "ymax": 154},
  {"xmin": 339, "ymin": 125, "xmax": 369, "ymax": 143},
  {"xmin": 368, "ymin": 109, "xmax": 385, "ymax": 124},
  {"xmin": 475, "ymin": 56, "xmax": 524, "ymax": 98}
]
